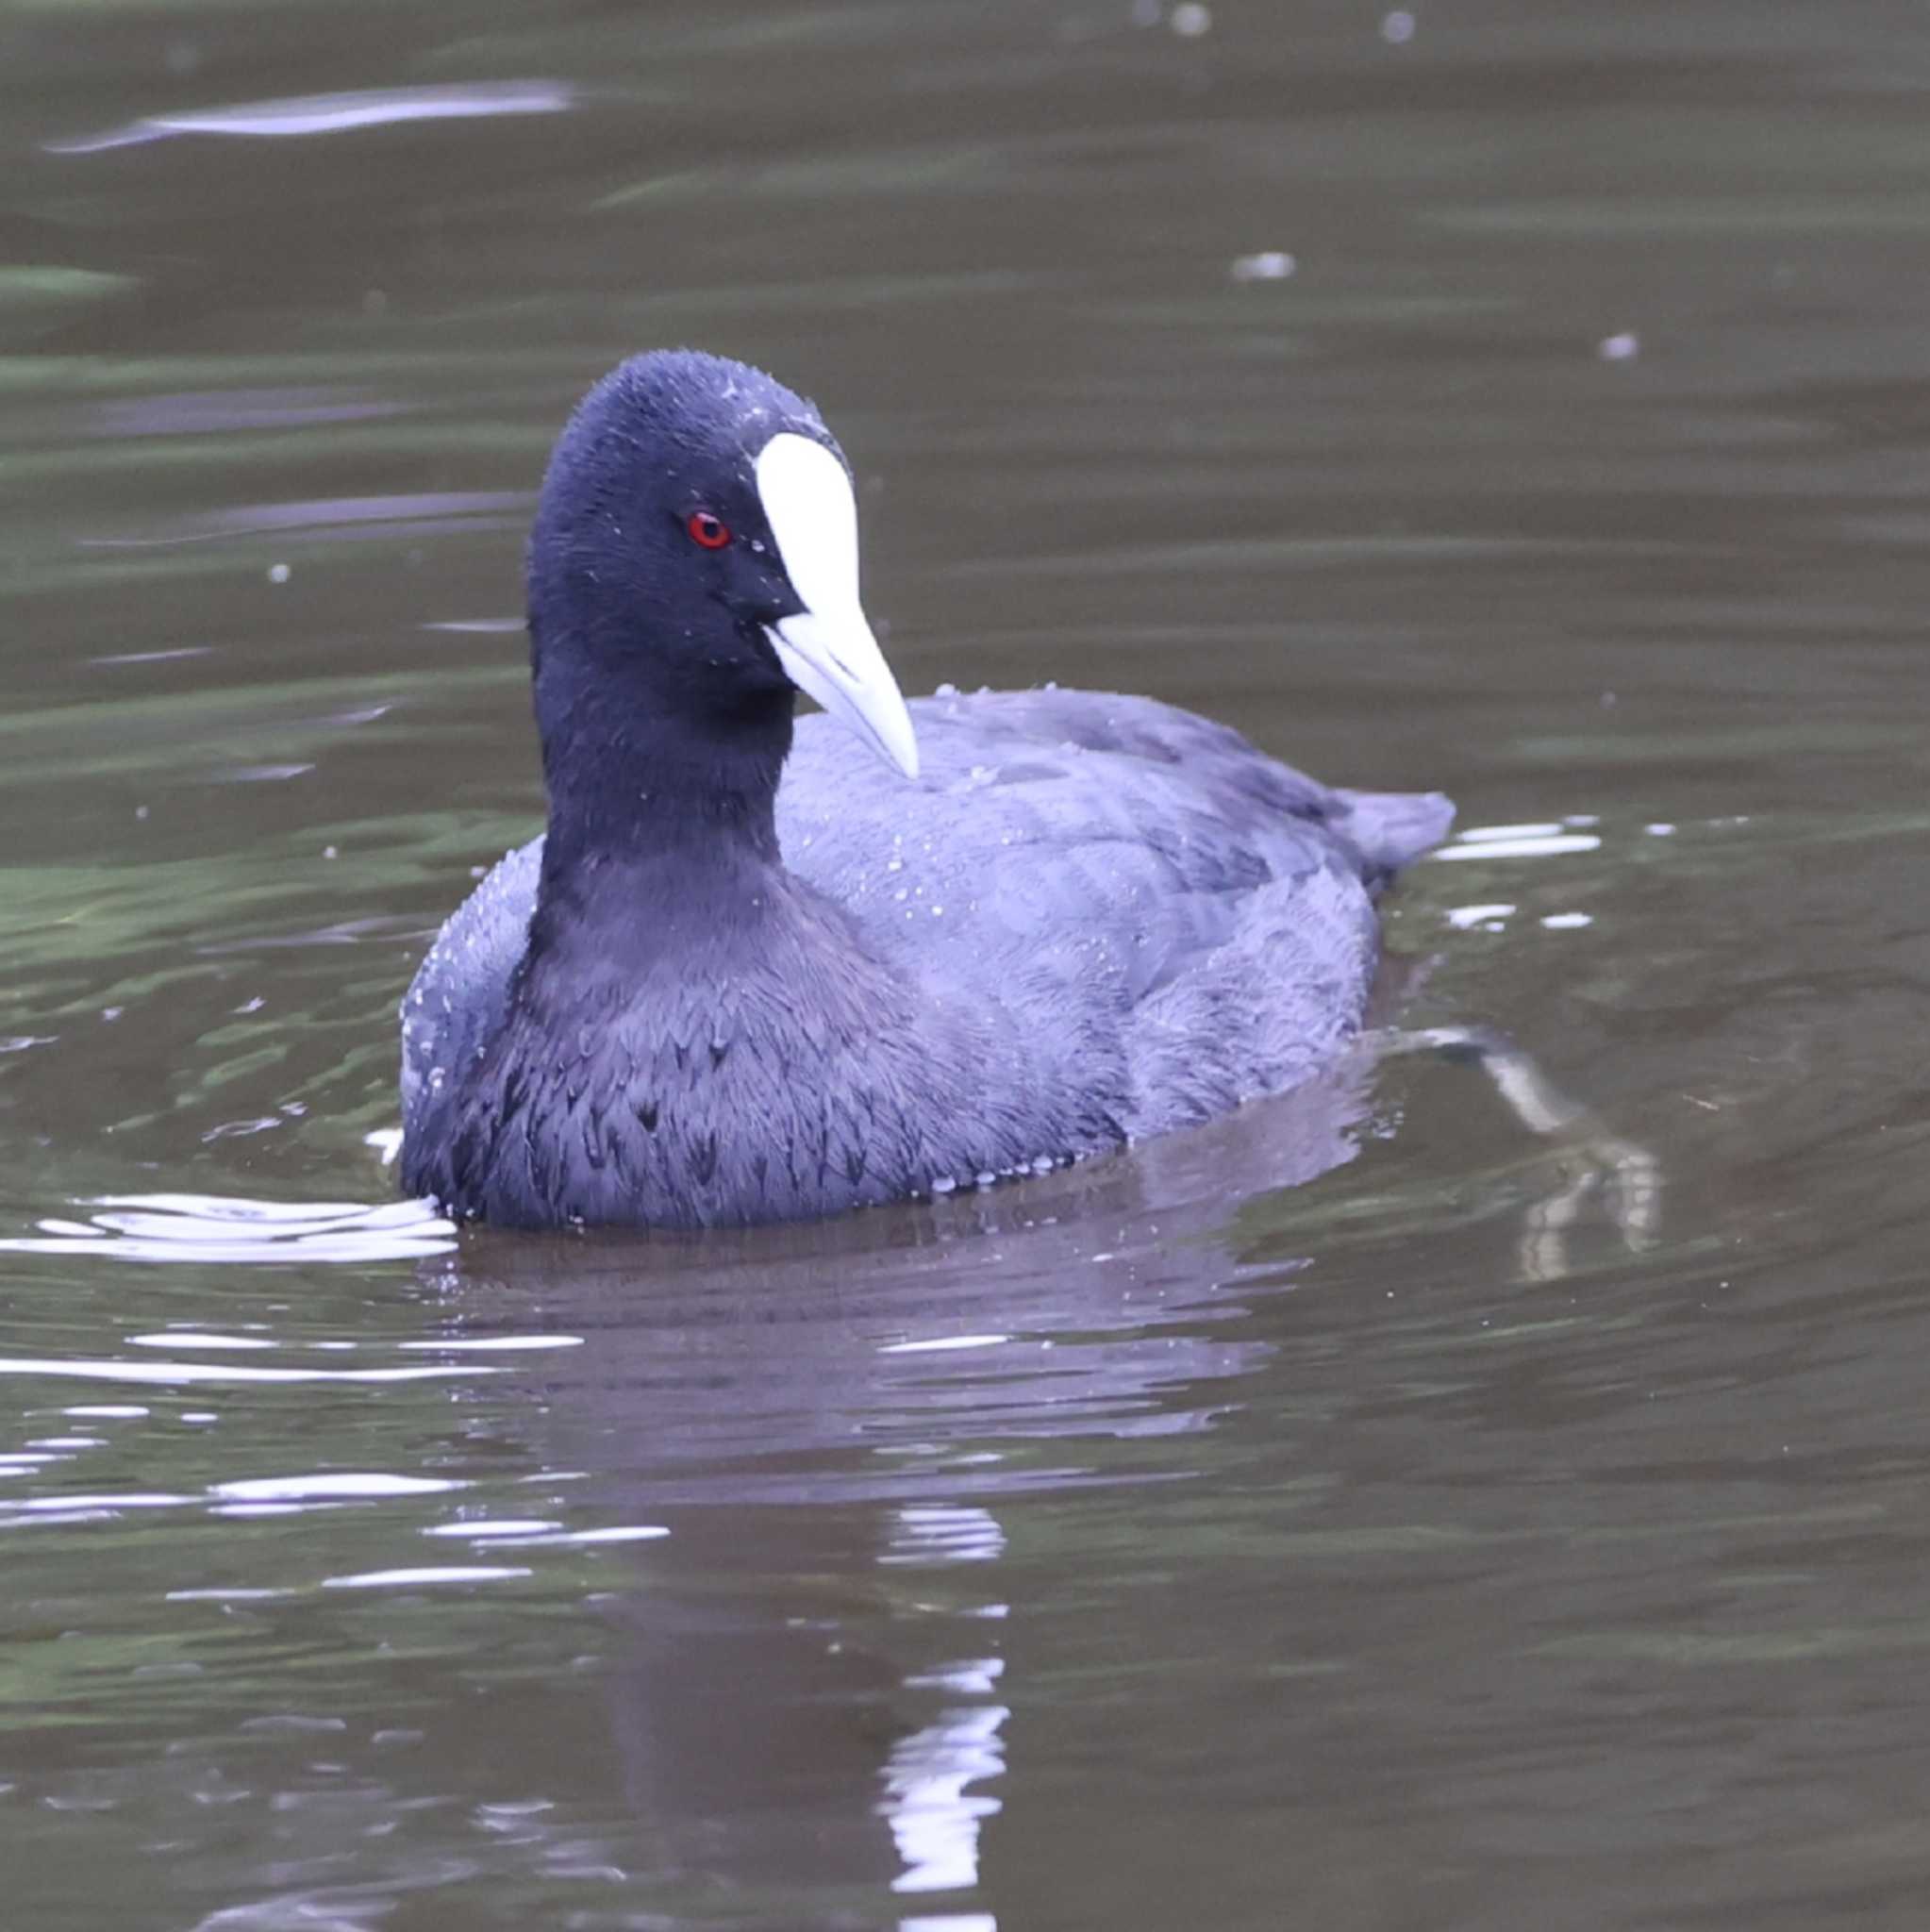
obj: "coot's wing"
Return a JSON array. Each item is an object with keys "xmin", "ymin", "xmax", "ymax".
[{"xmin": 778, "ymin": 686, "xmax": 1449, "ymax": 1006}]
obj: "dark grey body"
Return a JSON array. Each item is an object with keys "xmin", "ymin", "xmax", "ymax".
[{"xmin": 400, "ymin": 684, "xmax": 1451, "ymax": 1227}]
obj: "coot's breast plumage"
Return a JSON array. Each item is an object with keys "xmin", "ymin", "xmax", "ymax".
[{"xmin": 396, "ymin": 350, "xmax": 1451, "ymax": 1229}]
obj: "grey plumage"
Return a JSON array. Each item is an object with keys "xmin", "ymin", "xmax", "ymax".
[{"xmin": 401, "ymin": 684, "xmax": 1450, "ymax": 1227}]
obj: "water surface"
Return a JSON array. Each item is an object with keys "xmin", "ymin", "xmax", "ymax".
[{"xmin": 3, "ymin": 2, "xmax": 1929, "ymax": 1926}]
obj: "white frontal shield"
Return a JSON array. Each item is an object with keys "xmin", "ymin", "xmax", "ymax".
[{"xmin": 755, "ymin": 432, "xmax": 919, "ymax": 780}]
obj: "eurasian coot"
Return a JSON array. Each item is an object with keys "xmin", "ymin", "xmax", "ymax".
[{"xmin": 399, "ymin": 350, "xmax": 1452, "ymax": 1228}]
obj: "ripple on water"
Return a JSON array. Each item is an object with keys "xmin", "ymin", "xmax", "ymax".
[
  {"xmin": 45, "ymin": 80, "xmax": 577, "ymax": 155},
  {"xmin": 0, "ymin": 1191, "xmax": 455, "ymax": 1265}
]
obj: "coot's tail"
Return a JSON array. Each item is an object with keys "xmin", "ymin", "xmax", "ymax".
[{"xmin": 1334, "ymin": 788, "xmax": 1455, "ymax": 885}]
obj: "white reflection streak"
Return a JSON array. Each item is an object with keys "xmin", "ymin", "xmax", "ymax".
[
  {"xmin": 1456, "ymin": 821, "xmax": 1569, "ymax": 841},
  {"xmin": 1430, "ymin": 833, "xmax": 1602, "ymax": 862},
  {"xmin": 884, "ymin": 1705, "xmax": 1008, "ymax": 1897},
  {"xmin": 879, "ymin": 1333, "xmax": 1011, "ymax": 1357},
  {"xmin": 881, "ymin": 1506, "xmax": 1006, "ymax": 1567},
  {"xmin": 0, "ymin": 1192, "xmax": 455, "ymax": 1264},
  {"xmin": 321, "ymin": 1565, "xmax": 530, "ymax": 1590},
  {"xmin": 879, "ymin": 1504, "xmax": 1010, "ymax": 1908},
  {"xmin": 0, "ymin": 1357, "xmax": 480, "ymax": 1387},
  {"xmin": 211, "ymin": 1473, "xmax": 461, "ymax": 1503},
  {"xmin": 47, "ymin": 81, "xmax": 574, "ymax": 154}
]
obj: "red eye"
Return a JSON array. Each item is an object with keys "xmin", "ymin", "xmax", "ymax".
[{"xmin": 686, "ymin": 509, "xmax": 731, "ymax": 550}]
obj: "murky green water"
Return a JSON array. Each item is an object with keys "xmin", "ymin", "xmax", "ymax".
[{"xmin": 3, "ymin": 2, "xmax": 1929, "ymax": 1926}]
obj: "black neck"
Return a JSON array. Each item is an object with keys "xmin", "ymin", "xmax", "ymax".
[{"xmin": 530, "ymin": 625, "xmax": 795, "ymax": 919}]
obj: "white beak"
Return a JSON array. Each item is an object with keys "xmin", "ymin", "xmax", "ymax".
[{"xmin": 755, "ymin": 432, "xmax": 920, "ymax": 781}]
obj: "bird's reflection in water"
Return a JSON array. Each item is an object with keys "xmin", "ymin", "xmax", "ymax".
[
  {"xmin": 424, "ymin": 1060, "xmax": 1372, "ymax": 1918},
  {"xmin": 424, "ymin": 1038, "xmax": 1652, "ymax": 1920}
]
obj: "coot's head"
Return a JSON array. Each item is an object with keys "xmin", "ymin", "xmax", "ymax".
[{"xmin": 527, "ymin": 348, "xmax": 917, "ymax": 779}]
